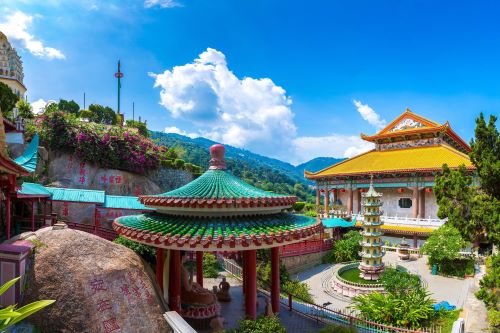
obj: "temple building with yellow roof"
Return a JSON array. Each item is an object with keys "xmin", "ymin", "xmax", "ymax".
[{"xmin": 305, "ymin": 109, "xmax": 474, "ymax": 246}]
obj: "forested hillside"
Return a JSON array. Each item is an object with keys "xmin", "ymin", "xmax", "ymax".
[{"xmin": 150, "ymin": 131, "xmax": 317, "ymax": 201}]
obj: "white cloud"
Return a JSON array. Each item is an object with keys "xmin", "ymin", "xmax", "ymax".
[
  {"xmin": 152, "ymin": 48, "xmax": 377, "ymax": 164},
  {"xmin": 0, "ymin": 11, "xmax": 65, "ymax": 60},
  {"xmin": 144, "ymin": 0, "xmax": 182, "ymax": 8},
  {"xmin": 353, "ymin": 100, "xmax": 386, "ymax": 130},
  {"xmin": 164, "ymin": 126, "xmax": 199, "ymax": 138},
  {"xmin": 151, "ymin": 48, "xmax": 297, "ymax": 159},
  {"xmin": 31, "ymin": 98, "xmax": 48, "ymax": 114},
  {"xmin": 292, "ymin": 135, "xmax": 373, "ymax": 164}
]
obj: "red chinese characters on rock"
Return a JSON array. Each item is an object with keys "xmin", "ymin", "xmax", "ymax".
[
  {"xmin": 97, "ymin": 299, "xmax": 112, "ymax": 312},
  {"xmin": 79, "ymin": 162, "xmax": 86, "ymax": 185},
  {"xmin": 100, "ymin": 174, "xmax": 124, "ymax": 186},
  {"xmin": 102, "ymin": 317, "xmax": 120, "ymax": 333},
  {"xmin": 90, "ymin": 278, "xmax": 107, "ymax": 295},
  {"xmin": 62, "ymin": 202, "xmax": 69, "ymax": 217},
  {"xmin": 67, "ymin": 155, "xmax": 74, "ymax": 173}
]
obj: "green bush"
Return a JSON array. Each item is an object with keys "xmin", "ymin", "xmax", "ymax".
[
  {"xmin": 476, "ymin": 254, "xmax": 499, "ymax": 330},
  {"xmin": 304, "ymin": 210, "xmax": 317, "ymax": 217},
  {"xmin": 174, "ymin": 158, "xmax": 186, "ymax": 169},
  {"xmin": 282, "ymin": 280, "xmax": 314, "ymax": 303},
  {"xmin": 292, "ymin": 201, "xmax": 306, "ymax": 212},
  {"xmin": 114, "ymin": 236, "xmax": 156, "ymax": 265},
  {"xmin": 323, "ymin": 230, "xmax": 362, "ymax": 263},
  {"xmin": 203, "ymin": 253, "xmax": 221, "ymax": 278},
  {"xmin": 352, "ymin": 270, "xmax": 441, "ymax": 329},
  {"xmin": 228, "ymin": 315, "xmax": 286, "ymax": 333}
]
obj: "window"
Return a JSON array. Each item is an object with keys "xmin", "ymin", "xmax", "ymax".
[{"xmin": 398, "ymin": 198, "xmax": 412, "ymax": 208}]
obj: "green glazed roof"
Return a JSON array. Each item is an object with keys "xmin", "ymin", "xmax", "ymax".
[
  {"xmin": 45, "ymin": 187, "xmax": 106, "ymax": 203},
  {"xmin": 115, "ymin": 212, "xmax": 316, "ymax": 239},
  {"xmin": 14, "ymin": 134, "xmax": 39, "ymax": 173},
  {"xmin": 152, "ymin": 169, "xmax": 288, "ymax": 199},
  {"xmin": 104, "ymin": 195, "xmax": 154, "ymax": 210},
  {"xmin": 17, "ymin": 182, "xmax": 51, "ymax": 197}
]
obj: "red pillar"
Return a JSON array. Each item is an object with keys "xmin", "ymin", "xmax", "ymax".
[
  {"xmin": 244, "ymin": 250, "xmax": 257, "ymax": 319},
  {"xmin": 196, "ymin": 251, "xmax": 203, "ymax": 287},
  {"xmin": 43, "ymin": 200, "xmax": 47, "ymax": 226},
  {"xmin": 31, "ymin": 200, "xmax": 35, "ymax": 232},
  {"xmin": 356, "ymin": 189, "xmax": 362, "ymax": 214},
  {"xmin": 6, "ymin": 195, "xmax": 11, "ymax": 239},
  {"xmin": 419, "ymin": 189, "xmax": 426, "ymax": 219},
  {"xmin": 412, "ymin": 187, "xmax": 419, "ymax": 218},
  {"xmin": 242, "ymin": 251, "xmax": 246, "ymax": 294},
  {"xmin": 169, "ymin": 250, "xmax": 181, "ymax": 312},
  {"xmin": 347, "ymin": 188, "xmax": 353, "ymax": 214},
  {"xmin": 315, "ymin": 187, "xmax": 320, "ymax": 207},
  {"xmin": 333, "ymin": 189, "xmax": 338, "ymax": 206},
  {"xmin": 271, "ymin": 247, "xmax": 280, "ymax": 314},
  {"xmin": 156, "ymin": 248, "xmax": 164, "ymax": 291},
  {"xmin": 324, "ymin": 189, "xmax": 329, "ymax": 216}
]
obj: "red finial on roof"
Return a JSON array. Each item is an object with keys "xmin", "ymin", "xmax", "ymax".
[{"xmin": 209, "ymin": 144, "xmax": 226, "ymax": 170}]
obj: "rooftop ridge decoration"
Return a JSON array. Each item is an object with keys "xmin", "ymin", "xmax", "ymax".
[
  {"xmin": 209, "ymin": 144, "xmax": 226, "ymax": 170},
  {"xmin": 359, "ymin": 108, "xmax": 470, "ymax": 153}
]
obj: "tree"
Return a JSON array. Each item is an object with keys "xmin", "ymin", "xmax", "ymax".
[
  {"xmin": 15, "ymin": 99, "xmax": 34, "ymax": 119},
  {"xmin": 421, "ymin": 225, "xmax": 466, "ymax": 264},
  {"xmin": 88, "ymin": 104, "xmax": 117, "ymax": 125},
  {"xmin": 202, "ymin": 253, "xmax": 221, "ymax": 278},
  {"xmin": 352, "ymin": 271, "xmax": 438, "ymax": 328},
  {"xmin": 469, "ymin": 113, "xmax": 500, "ymax": 199},
  {"xmin": 0, "ymin": 82, "xmax": 19, "ymax": 117},
  {"xmin": 58, "ymin": 99, "xmax": 80, "ymax": 115},
  {"xmin": 324, "ymin": 230, "xmax": 362, "ymax": 263},
  {"xmin": 125, "ymin": 119, "xmax": 149, "ymax": 137},
  {"xmin": 434, "ymin": 113, "xmax": 499, "ymax": 246}
]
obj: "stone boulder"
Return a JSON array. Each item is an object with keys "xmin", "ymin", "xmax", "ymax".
[
  {"xmin": 21, "ymin": 227, "xmax": 172, "ymax": 333},
  {"xmin": 47, "ymin": 152, "xmax": 162, "ymax": 196}
]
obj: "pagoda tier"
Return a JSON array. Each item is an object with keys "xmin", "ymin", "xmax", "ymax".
[
  {"xmin": 113, "ymin": 144, "xmax": 321, "ymax": 251},
  {"xmin": 359, "ymin": 181, "xmax": 385, "ymax": 280}
]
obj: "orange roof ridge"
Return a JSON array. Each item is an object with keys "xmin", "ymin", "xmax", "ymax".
[{"xmin": 375, "ymin": 109, "xmax": 441, "ymax": 136}]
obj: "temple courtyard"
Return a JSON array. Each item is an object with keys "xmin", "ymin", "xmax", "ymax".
[{"xmin": 295, "ymin": 251, "xmax": 489, "ymax": 332}]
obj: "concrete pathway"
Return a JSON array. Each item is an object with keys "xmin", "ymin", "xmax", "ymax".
[
  {"xmin": 296, "ymin": 252, "xmax": 492, "ymax": 331},
  {"xmin": 202, "ymin": 275, "xmax": 324, "ymax": 333},
  {"xmin": 462, "ymin": 265, "xmax": 490, "ymax": 333}
]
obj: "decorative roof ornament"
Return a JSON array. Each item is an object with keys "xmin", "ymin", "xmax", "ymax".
[
  {"xmin": 209, "ymin": 144, "xmax": 226, "ymax": 170},
  {"xmin": 364, "ymin": 174, "xmax": 382, "ymax": 198}
]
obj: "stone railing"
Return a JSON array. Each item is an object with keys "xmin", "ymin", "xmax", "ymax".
[{"xmin": 352, "ymin": 214, "xmax": 446, "ymax": 228}]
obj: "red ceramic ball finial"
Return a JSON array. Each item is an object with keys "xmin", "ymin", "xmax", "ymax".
[{"xmin": 209, "ymin": 144, "xmax": 226, "ymax": 170}]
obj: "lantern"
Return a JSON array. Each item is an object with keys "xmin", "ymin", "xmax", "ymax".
[
  {"xmin": 340, "ymin": 188, "xmax": 346, "ymax": 193},
  {"xmin": 332, "ymin": 189, "xmax": 337, "ymax": 193},
  {"xmin": 425, "ymin": 187, "xmax": 432, "ymax": 193},
  {"xmin": 359, "ymin": 188, "xmax": 366, "ymax": 193},
  {"xmin": 397, "ymin": 188, "xmax": 405, "ymax": 193}
]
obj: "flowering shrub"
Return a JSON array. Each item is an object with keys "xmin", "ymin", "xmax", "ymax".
[{"xmin": 30, "ymin": 112, "xmax": 199, "ymax": 174}]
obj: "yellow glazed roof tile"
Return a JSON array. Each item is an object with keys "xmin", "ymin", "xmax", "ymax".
[{"xmin": 306, "ymin": 145, "xmax": 473, "ymax": 178}]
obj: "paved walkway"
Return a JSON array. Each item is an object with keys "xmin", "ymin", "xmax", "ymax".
[
  {"xmin": 463, "ymin": 265, "xmax": 489, "ymax": 333},
  {"xmin": 202, "ymin": 276, "xmax": 324, "ymax": 333},
  {"xmin": 296, "ymin": 252, "xmax": 491, "ymax": 331}
]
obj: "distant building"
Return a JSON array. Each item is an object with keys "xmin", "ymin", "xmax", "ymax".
[
  {"xmin": 306, "ymin": 109, "xmax": 474, "ymax": 246},
  {"xmin": 0, "ymin": 32, "xmax": 26, "ymax": 98}
]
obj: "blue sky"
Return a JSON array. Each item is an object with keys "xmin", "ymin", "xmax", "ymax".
[{"xmin": 1, "ymin": 0, "xmax": 499, "ymax": 164}]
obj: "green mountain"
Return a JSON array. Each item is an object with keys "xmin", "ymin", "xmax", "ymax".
[
  {"xmin": 150, "ymin": 131, "xmax": 329, "ymax": 202},
  {"xmin": 295, "ymin": 157, "xmax": 345, "ymax": 174}
]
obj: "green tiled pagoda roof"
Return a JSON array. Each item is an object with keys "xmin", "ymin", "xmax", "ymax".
[
  {"xmin": 157, "ymin": 170, "xmax": 286, "ymax": 198},
  {"xmin": 140, "ymin": 144, "xmax": 296, "ymax": 211},
  {"xmin": 113, "ymin": 213, "xmax": 321, "ymax": 250}
]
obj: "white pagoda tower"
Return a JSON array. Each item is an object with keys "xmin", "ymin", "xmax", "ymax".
[{"xmin": 359, "ymin": 177, "xmax": 385, "ymax": 280}]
